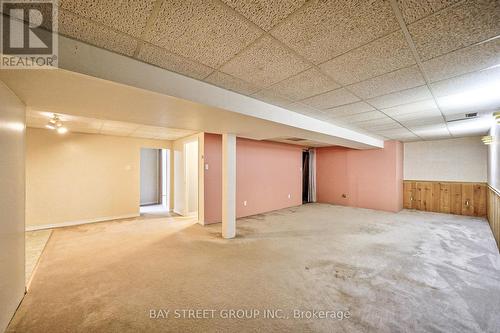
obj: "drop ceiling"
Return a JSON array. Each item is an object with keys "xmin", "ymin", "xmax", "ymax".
[
  {"xmin": 2, "ymin": 0, "xmax": 500, "ymax": 141},
  {"xmin": 26, "ymin": 110, "xmax": 197, "ymax": 140}
]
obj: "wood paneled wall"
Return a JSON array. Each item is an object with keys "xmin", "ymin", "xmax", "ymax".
[
  {"xmin": 487, "ymin": 186, "xmax": 500, "ymax": 250},
  {"xmin": 403, "ymin": 181, "xmax": 487, "ymax": 217}
]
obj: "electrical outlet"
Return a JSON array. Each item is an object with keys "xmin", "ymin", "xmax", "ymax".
[
  {"xmin": 342, "ymin": 193, "xmax": 348, "ymax": 198},
  {"xmin": 243, "ymin": 200, "xmax": 247, "ymax": 206}
]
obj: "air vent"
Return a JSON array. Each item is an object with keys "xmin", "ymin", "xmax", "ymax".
[
  {"xmin": 465, "ymin": 112, "xmax": 478, "ymax": 118},
  {"xmin": 286, "ymin": 137, "xmax": 307, "ymax": 142}
]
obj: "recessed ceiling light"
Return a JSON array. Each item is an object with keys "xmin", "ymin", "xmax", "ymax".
[{"xmin": 57, "ymin": 127, "xmax": 68, "ymax": 134}]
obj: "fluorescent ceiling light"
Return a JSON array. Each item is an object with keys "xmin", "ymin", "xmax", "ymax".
[
  {"xmin": 437, "ymin": 79, "xmax": 500, "ymax": 111},
  {"xmin": 57, "ymin": 127, "xmax": 68, "ymax": 134},
  {"xmin": 447, "ymin": 115, "xmax": 494, "ymax": 135}
]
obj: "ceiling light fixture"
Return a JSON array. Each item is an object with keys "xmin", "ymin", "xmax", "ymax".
[
  {"xmin": 494, "ymin": 111, "xmax": 500, "ymax": 124},
  {"xmin": 46, "ymin": 114, "xmax": 68, "ymax": 134},
  {"xmin": 481, "ymin": 135, "xmax": 494, "ymax": 145}
]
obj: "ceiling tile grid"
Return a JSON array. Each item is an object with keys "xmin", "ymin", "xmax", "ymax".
[
  {"xmin": 318, "ymin": 30, "xmax": 416, "ymax": 85},
  {"xmin": 220, "ymin": 35, "xmax": 311, "ymax": 87},
  {"xmin": 301, "ymin": 88, "xmax": 360, "ymax": 110},
  {"xmin": 396, "ymin": 0, "xmax": 461, "ymax": 24},
  {"xmin": 220, "ymin": 0, "xmax": 309, "ymax": 31},
  {"xmin": 269, "ymin": 0, "xmax": 400, "ymax": 64},
  {"xmin": 59, "ymin": 9, "xmax": 138, "ymax": 56},
  {"xmin": 137, "ymin": 43, "xmax": 214, "ymax": 80},
  {"xmin": 144, "ymin": 0, "xmax": 264, "ymax": 68},
  {"xmin": 421, "ymin": 37, "xmax": 500, "ymax": 83},
  {"xmin": 23, "ymin": 0, "xmax": 499, "ymax": 142},
  {"xmin": 251, "ymin": 89, "xmax": 294, "ymax": 108},
  {"xmin": 205, "ymin": 71, "xmax": 260, "ymax": 95},
  {"xmin": 407, "ymin": 0, "xmax": 500, "ymax": 61},
  {"xmin": 347, "ymin": 65, "xmax": 426, "ymax": 99},
  {"xmin": 266, "ymin": 68, "xmax": 340, "ymax": 101},
  {"xmin": 59, "ymin": 0, "xmax": 156, "ymax": 38}
]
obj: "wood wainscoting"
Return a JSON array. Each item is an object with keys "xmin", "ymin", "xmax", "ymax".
[
  {"xmin": 403, "ymin": 181, "xmax": 487, "ymax": 217},
  {"xmin": 487, "ymin": 186, "xmax": 500, "ymax": 250}
]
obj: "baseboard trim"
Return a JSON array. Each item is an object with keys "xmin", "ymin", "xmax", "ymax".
[{"xmin": 25, "ymin": 213, "xmax": 140, "ymax": 231}]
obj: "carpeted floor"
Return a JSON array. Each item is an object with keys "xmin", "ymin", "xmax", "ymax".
[{"xmin": 7, "ymin": 204, "xmax": 500, "ymax": 332}]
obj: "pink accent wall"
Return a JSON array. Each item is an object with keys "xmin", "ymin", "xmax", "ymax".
[
  {"xmin": 203, "ymin": 134, "xmax": 303, "ymax": 224},
  {"xmin": 316, "ymin": 140, "xmax": 403, "ymax": 212}
]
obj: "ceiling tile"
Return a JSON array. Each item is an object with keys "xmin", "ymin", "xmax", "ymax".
[
  {"xmin": 220, "ymin": 35, "xmax": 311, "ymax": 87},
  {"xmin": 144, "ymin": 0, "xmax": 263, "ymax": 68},
  {"xmin": 365, "ymin": 85, "xmax": 432, "ymax": 109},
  {"xmin": 408, "ymin": 0, "xmax": 500, "ymax": 61},
  {"xmin": 337, "ymin": 111, "xmax": 388, "ymax": 123},
  {"xmin": 220, "ymin": 0, "xmax": 308, "ymax": 31},
  {"xmin": 376, "ymin": 127, "xmax": 419, "ymax": 141},
  {"xmin": 393, "ymin": 110, "xmax": 442, "ymax": 123},
  {"xmin": 363, "ymin": 122, "xmax": 403, "ymax": 132},
  {"xmin": 422, "ymin": 38, "xmax": 500, "ymax": 82},
  {"xmin": 60, "ymin": 0, "xmax": 155, "ymax": 38},
  {"xmin": 400, "ymin": 116, "xmax": 445, "ymax": 128},
  {"xmin": 137, "ymin": 44, "xmax": 214, "ymax": 80},
  {"xmin": 381, "ymin": 99, "xmax": 439, "ymax": 117},
  {"xmin": 286, "ymin": 103, "xmax": 324, "ymax": 117},
  {"xmin": 252, "ymin": 89, "xmax": 294, "ymax": 108},
  {"xmin": 319, "ymin": 30, "xmax": 415, "ymax": 85},
  {"xmin": 301, "ymin": 88, "xmax": 360, "ymax": 110},
  {"xmin": 396, "ymin": 0, "xmax": 460, "ymax": 24},
  {"xmin": 270, "ymin": 0, "xmax": 399, "ymax": 64},
  {"xmin": 204, "ymin": 71, "xmax": 259, "ymax": 95},
  {"xmin": 59, "ymin": 10, "xmax": 138, "ymax": 56},
  {"xmin": 347, "ymin": 65, "xmax": 425, "ymax": 99},
  {"xmin": 324, "ymin": 101, "xmax": 374, "ymax": 117},
  {"xmin": 408, "ymin": 123, "xmax": 450, "ymax": 139},
  {"xmin": 267, "ymin": 68, "xmax": 340, "ymax": 101},
  {"xmin": 431, "ymin": 66, "xmax": 500, "ymax": 115}
]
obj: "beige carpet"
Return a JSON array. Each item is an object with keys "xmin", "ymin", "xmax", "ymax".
[
  {"xmin": 25, "ymin": 229, "xmax": 52, "ymax": 286},
  {"xmin": 8, "ymin": 204, "xmax": 500, "ymax": 332}
]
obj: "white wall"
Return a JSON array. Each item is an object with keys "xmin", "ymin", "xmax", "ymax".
[
  {"xmin": 404, "ymin": 137, "xmax": 487, "ymax": 182},
  {"xmin": 488, "ymin": 125, "xmax": 500, "ymax": 191},
  {"xmin": 140, "ymin": 148, "xmax": 159, "ymax": 205},
  {"xmin": 0, "ymin": 81, "xmax": 26, "ymax": 332},
  {"xmin": 173, "ymin": 133, "xmax": 203, "ymax": 220}
]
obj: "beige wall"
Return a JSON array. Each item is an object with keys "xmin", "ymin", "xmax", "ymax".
[
  {"xmin": 404, "ymin": 137, "xmax": 487, "ymax": 182},
  {"xmin": 26, "ymin": 128, "xmax": 171, "ymax": 228},
  {"xmin": 0, "ymin": 81, "xmax": 26, "ymax": 332}
]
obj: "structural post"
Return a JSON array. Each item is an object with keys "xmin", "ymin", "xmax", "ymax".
[{"xmin": 222, "ymin": 133, "xmax": 236, "ymax": 239}]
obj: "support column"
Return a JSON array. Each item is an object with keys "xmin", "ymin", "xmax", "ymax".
[{"xmin": 222, "ymin": 133, "xmax": 236, "ymax": 239}]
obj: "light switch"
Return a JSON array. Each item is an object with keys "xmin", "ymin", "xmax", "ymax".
[
  {"xmin": 205, "ymin": 164, "xmax": 209, "ymax": 170},
  {"xmin": 243, "ymin": 200, "xmax": 247, "ymax": 206},
  {"xmin": 288, "ymin": 194, "xmax": 291, "ymax": 199}
]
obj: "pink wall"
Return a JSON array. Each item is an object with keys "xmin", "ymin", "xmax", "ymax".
[
  {"xmin": 316, "ymin": 141, "xmax": 403, "ymax": 212},
  {"xmin": 204, "ymin": 134, "xmax": 303, "ymax": 224}
]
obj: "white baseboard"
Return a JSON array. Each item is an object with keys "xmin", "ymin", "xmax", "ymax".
[{"xmin": 25, "ymin": 213, "xmax": 140, "ymax": 231}]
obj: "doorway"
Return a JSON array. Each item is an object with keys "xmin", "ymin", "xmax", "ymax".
[
  {"xmin": 302, "ymin": 150, "xmax": 310, "ymax": 203},
  {"xmin": 140, "ymin": 148, "xmax": 170, "ymax": 215}
]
